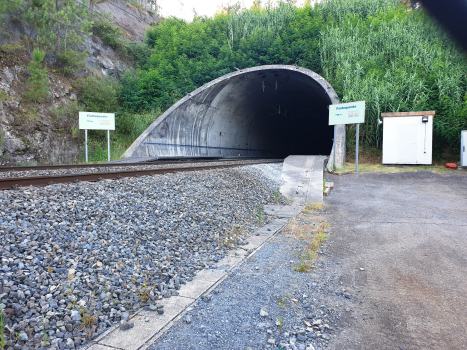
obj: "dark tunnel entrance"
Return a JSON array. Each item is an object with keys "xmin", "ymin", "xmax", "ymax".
[{"xmin": 124, "ymin": 65, "xmax": 345, "ymax": 163}]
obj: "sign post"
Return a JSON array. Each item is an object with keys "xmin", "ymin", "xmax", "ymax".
[
  {"xmin": 85, "ymin": 129, "xmax": 88, "ymax": 163},
  {"xmin": 329, "ymin": 101, "xmax": 365, "ymax": 172},
  {"xmin": 79, "ymin": 112, "xmax": 115, "ymax": 163}
]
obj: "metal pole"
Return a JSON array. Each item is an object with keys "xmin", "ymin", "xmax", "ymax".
[
  {"xmin": 85, "ymin": 129, "xmax": 88, "ymax": 163},
  {"xmin": 107, "ymin": 130, "xmax": 110, "ymax": 162},
  {"xmin": 333, "ymin": 125, "xmax": 336, "ymax": 171},
  {"xmin": 356, "ymin": 123, "xmax": 359, "ymax": 173}
]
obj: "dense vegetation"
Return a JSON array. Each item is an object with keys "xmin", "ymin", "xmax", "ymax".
[
  {"xmin": 120, "ymin": 0, "xmax": 467, "ymax": 156},
  {"xmin": 2, "ymin": 0, "xmax": 467, "ymax": 161}
]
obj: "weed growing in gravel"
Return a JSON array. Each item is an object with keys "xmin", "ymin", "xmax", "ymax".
[
  {"xmin": 42, "ymin": 313, "xmax": 48, "ymax": 347},
  {"xmin": 257, "ymin": 203, "xmax": 263, "ymax": 223},
  {"xmin": 302, "ymin": 201, "xmax": 325, "ymax": 214},
  {"xmin": 223, "ymin": 225, "xmax": 244, "ymax": 248},
  {"xmin": 277, "ymin": 315, "xmax": 284, "ymax": 333},
  {"xmin": 304, "ymin": 249, "xmax": 316, "ymax": 261},
  {"xmin": 0, "ymin": 300, "xmax": 5, "ymax": 350},
  {"xmin": 287, "ymin": 217, "xmax": 314, "ymax": 239},
  {"xmin": 136, "ymin": 275, "xmax": 158, "ymax": 303},
  {"xmin": 277, "ymin": 297, "xmax": 286, "ymax": 309},
  {"xmin": 274, "ymin": 187, "xmax": 280, "ymax": 202},
  {"xmin": 295, "ymin": 256, "xmax": 312, "ymax": 272},
  {"xmin": 286, "ymin": 216, "xmax": 329, "ymax": 273},
  {"xmin": 79, "ymin": 293, "xmax": 99, "ymax": 340}
]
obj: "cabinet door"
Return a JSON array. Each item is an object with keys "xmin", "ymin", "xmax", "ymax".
[{"xmin": 397, "ymin": 124, "xmax": 418, "ymax": 163}]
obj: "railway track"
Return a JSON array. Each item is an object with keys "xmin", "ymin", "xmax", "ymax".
[
  {"xmin": 0, "ymin": 157, "xmax": 270, "ymax": 172},
  {"xmin": 0, "ymin": 159, "xmax": 283, "ymax": 190}
]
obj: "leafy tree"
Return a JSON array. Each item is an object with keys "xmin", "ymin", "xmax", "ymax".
[
  {"xmin": 23, "ymin": 48, "xmax": 49, "ymax": 103},
  {"xmin": 23, "ymin": 0, "xmax": 92, "ymax": 54}
]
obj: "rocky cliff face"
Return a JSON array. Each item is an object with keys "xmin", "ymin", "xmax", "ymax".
[
  {"xmin": 0, "ymin": 0, "xmax": 158, "ymax": 165},
  {"xmin": 0, "ymin": 62, "xmax": 82, "ymax": 165}
]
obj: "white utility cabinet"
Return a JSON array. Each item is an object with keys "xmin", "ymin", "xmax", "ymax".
[
  {"xmin": 461, "ymin": 131, "xmax": 467, "ymax": 167},
  {"xmin": 381, "ymin": 111, "xmax": 436, "ymax": 165}
]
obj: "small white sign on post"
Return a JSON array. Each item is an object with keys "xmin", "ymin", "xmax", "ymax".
[
  {"xmin": 79, "ymin": 112, "xmax": 115, "ymax": 163},
  {"xmin": 329, "ymin": 101, "xmax": 365, "ymax": 172}
]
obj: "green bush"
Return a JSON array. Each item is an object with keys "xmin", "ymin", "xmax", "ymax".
[
  {"xmin": 56, "ymin": 50, "xmax": 87, "ymax": 76},
  {"xmin": 0, "ymin": 43, "xmax": 26, "ymax": 56},
  {"xmin": 121, "ymin": 40, "xmax": 152, "ymax": 68},
  {"xmin": 81, "ymin": 140, "xmax": 108, "ymax": 162},
  {"xmin": 23, "ymin": 48, "xmax": 49, "ymax": 103},
  {"xmin": 91, "ymin": 13, "xmax": 123, "ymax": 48},
  {"xmin": 116, "ymin": 108, "xmax": 162, "ymax": 139},
  {"xmin": 51, "ymin": 100, "xmax": 79, "ymax": 130},
  {"xmin": 74, "ymin": 75, "xmax": 121, "ymax": 113}
]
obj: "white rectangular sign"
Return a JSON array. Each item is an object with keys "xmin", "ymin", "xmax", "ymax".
[
  {"xmin": 79, "ymin": 112, "xmax": 115, "ymax": 130},
  {"xmin": 329, "ymin": 101, "xmax": 365, "ymax": 125}
]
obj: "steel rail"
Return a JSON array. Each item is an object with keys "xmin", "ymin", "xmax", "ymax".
[
  {"xmin": 0, "ymin": 160, "xmax": 283, "ymax": 190},
  {"xmin": 0, "ymin": 158, "xmax": 274, "ymax": 172}
]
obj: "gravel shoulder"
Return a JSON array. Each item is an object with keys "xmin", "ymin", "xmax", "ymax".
[
  {"xmin": 148, "ymin": 212, "xmax": 351, "ymax": 350},
  {"xmin": 324, "ymin": 171, "xmax": 467, "ymax": 350}
]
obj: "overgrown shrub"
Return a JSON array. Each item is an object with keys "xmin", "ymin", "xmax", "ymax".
[
  {"xmin": 0, "ymin": 43, "xmax": 26, "ymax": 57},
  {"xmin": 116, "ymin": 108, "xmax": 161, "ymax": 139},
  {"xmin": 74, "ymin": 75, "xmax": 121, "ymax": 113},
  {"xmin": 56, "ymin": 50, "xmax": 87, "ymax": 76},
  {"xmin": 0, "ymin": 0, "xmax": 21, "ymax": 24},
  {"xmin": 120, "ymin": 40, "xmax": 152, "ymax": 68},
  {"xmin": 23, "ymin": 48, "xmax": 49, "ymax": 103},
  {"xmin": 81, "ymin": 140, "xmax": 108, "ymax": 162},
  {"xmin": 91, "ymin": 13, "xmax": 123, "ymax": 48},
  {"xmin": 51, "ymin": 100, "xmax": 79, "ymax": 130}
]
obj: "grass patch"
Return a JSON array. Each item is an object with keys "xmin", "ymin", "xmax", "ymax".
[
  {"xmin": 284, "ymin": 216, "xmax": 329, "ymax": 273},
  {"xmin": 302, "ymin": 201, "xmax": 325, "ymax": 214},
  {"xmin": 336, "ymin": 162, "xmax": 455, "ymax": 174},
  {"xmin": 341, "ymin": 143, "xmax": 465, "ymax": 174}
]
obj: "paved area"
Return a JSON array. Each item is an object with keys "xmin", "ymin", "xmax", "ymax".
[
  {"xmin": 324, "ymin": 171, "xmax": 467, "ymax": 350},
  {"xmin": 281, "ymin": 156, "xmax": 326, "ymax": 205}
]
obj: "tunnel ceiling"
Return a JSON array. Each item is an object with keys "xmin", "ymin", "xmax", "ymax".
[{"xmin": 124, "ymin": 65, "xmax": 345, "ymax": 160}]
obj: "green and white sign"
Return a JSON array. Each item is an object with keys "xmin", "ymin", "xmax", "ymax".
[
  {"xmin": 79, "ymin": 112, "xmax": 115, "ymax": 130},
  {"xmin": 79, "ymin": 112, "xmax": 115, "ymax": 163},
  {"xmin": 329, "ymin": 101, "xmax": 365, "ymax": 125}
]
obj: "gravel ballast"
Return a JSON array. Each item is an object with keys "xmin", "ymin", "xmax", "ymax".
[{"xmin": 0, "ymin": 163, "xmax": 284, "ymax": 349}]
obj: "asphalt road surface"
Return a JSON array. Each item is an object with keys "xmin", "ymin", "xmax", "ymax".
[{"xmin": 324, "ymin": 170, "xmax": 467, "ymax": 350}]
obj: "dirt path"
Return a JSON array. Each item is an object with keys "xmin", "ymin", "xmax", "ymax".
[{"xmin": 324, "ymin": 171, "xmax": 467, "ymax": 350}]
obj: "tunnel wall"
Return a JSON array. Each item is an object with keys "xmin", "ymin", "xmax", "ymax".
[{"xmin": 123, "ymin": 65, "xmax": 346, "ymax": 167}]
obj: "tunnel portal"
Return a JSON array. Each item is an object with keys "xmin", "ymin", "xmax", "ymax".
[{"xmin": 124, "ymin": 65, "xmax": 345, "ymax": 165}]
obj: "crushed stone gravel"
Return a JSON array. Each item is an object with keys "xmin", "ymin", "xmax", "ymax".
[{"xmin": 0, "ymin": 163, "xmax": 285, "ymax": 349}]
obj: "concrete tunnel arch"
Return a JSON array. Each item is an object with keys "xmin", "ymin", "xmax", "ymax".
[{"xmin": 123, "ymin": 65, "xmax": 346, "ymax": 167}]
